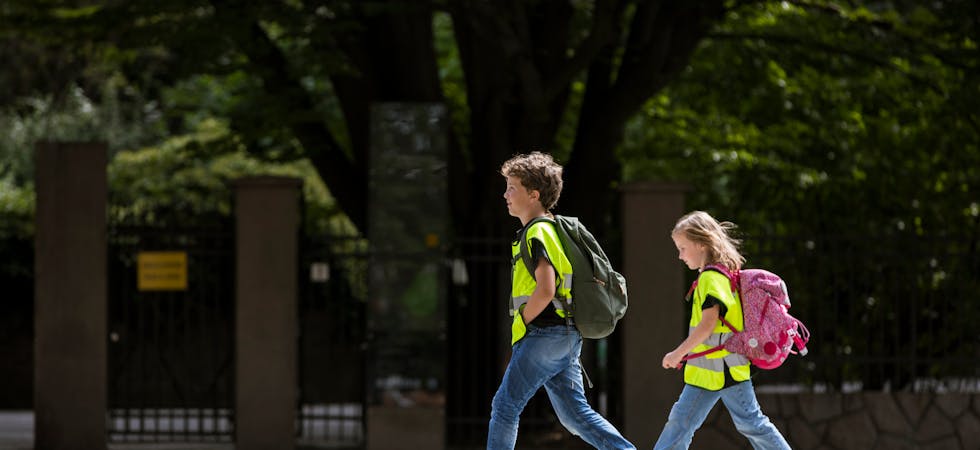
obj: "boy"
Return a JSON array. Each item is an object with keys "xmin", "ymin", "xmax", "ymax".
[{"xmin": 488, "ymin": 152, "xmax": 634, "ymax": 450}]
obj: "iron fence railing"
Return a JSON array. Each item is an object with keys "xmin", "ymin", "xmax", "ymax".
[
  {"xmin": 107, "ymin": 225, "xmax": 235, "ymax": 442},
  {"xmin": 739, "ymin": 233, "xmax": 980, "ymax": 392},
  {"xmin": 4, "ymin": 226, "xmax": 977, "ymax": 447},
  {"xmin": 297, "ymin": 234, "xmax": 369, "ymax": 448}
]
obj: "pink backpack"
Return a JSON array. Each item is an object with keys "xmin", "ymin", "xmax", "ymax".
[{"xmin": 683, "ymin": 265, "xmax": 810, "ymax": 370}]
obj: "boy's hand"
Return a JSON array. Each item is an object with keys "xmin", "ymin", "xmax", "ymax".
[{"xmin": 662, "ymin": 351, "xmax": 683, "ymax": 369}]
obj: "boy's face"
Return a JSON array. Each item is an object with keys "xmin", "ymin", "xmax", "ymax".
[
  {"xmin": 671, "ymin": 232, "xmax": 707, "ymax": 271},
  {"xmin": 503, "ymin": 175, "xmax": 539, "ymax": 220}
]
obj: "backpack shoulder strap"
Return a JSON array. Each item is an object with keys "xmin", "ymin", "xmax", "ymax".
[
  {"xmin": 517, "ymin": 216, "xmax": 556, "ymax": 281},
  {"xmin": 702, "ymin": 264, "xmax": 738, "ymax": 293},
  {"xmin": 554, "ymin": 215, "xmax": 604, "ymax": 267},
  {"xmin": 699, "ymin": 264, "xmax": 741, "ymax": 331}
]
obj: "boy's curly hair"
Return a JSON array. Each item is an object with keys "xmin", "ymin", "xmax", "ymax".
[{"xmin": 500, "ymin": 151, "xmax": 563, "ymax": 211}]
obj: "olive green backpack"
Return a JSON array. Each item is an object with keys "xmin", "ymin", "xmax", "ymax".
[{"xmin": 518, "ymin": 216, "xmax": 628, "ymax": 339}]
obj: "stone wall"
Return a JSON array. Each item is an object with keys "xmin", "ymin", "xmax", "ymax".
[{"xmin": 691, "ymin": 393, "xmax": 980, "ymax": 449}]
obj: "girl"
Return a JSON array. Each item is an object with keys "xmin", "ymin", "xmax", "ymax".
[{"xmin": 655, "ymin": 211, "xmax": 790, "ymax": 450}]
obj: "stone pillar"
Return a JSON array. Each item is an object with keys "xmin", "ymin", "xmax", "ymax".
[
  {"xmin": 620, "ymin": 181, "xmax": 689, "ymax": 446},
  {"xmin": 234, "ymin": 176, "xmax": 302, "ymax": 450},
  {"xmin": 34, "ymin": 142, "xmax": 108, "ymax": 450}
]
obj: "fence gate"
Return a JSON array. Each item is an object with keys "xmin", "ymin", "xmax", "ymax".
[
  {"xmin": 297, "ymin": 235, "xmax": 368, "ymax": 449},
  {"xmin": 107, "ymin": 225, "xmax": 235, "ymax": 442},
  {"xmin": 108, "ymin": 225, "xmax": 369, "ymax": 445}
]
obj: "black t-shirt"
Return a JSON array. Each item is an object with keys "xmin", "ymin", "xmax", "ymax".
[{"xmin": 524, "ymin": 237, "xmax": 567, "ymax": 327}]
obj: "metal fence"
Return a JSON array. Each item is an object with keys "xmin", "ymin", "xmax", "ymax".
[
  {"xmin": 107, "ymin": 225, "xmax": 235, "ymax": 442},
  {"xmin": 738, "ymin": 232, "xmax": 980, "ymax": 392},
  {"xmin": 106, "ymin": 225, "xmax": 372, "ymax": 446},
  {"xmin": 10, "ymin": 223, "xmax": 976, "ymax": 446},
  {"xmin": 0, "ymin": 233, "xmax": 33, "ymax": 409},
  {"xmin": 297, "ymin": 234, "xmax": 369, "ymax": 448}
]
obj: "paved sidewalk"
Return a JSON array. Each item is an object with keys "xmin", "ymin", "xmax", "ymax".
[
  {"xmin": 0, "ymin": 411, "xmax": 234, "ymax": 450},
  {"xmin": 0, "ymin": 411, "xmax": 30, "ymax": 450},
  {"xmin": 0, "ymin": 411, "xmax": 359, "ymax": 450}
]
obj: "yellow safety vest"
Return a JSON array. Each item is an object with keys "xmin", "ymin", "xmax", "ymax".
[
  {"xmin": 684, "ymin": 270, "xmax": 751, "ymax": 390},
  {"xmin": 509, "ymin": 220, "xmax": 573, "ymax": 345}
]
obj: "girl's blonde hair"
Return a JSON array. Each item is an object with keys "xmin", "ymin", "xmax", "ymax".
[{"xmin": 672, "ymin": 211, "xmax": 745, "ymax": 271}]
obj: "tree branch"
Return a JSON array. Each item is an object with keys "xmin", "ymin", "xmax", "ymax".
[
  {"xmin": 611, "ymin": 1, "xmax": 726, "ymax": 114},
  {"xmin": 541, "ymin": 0, "xmax": 627, "ymax": 101},
  {"xmin": 209, "ymin": 0, "xmax": 366, "ymax": 230}
]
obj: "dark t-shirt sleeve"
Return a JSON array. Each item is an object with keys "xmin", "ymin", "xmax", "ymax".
[
  {"xmin": 528, "ymin": 238, "xmax": 549, "ymax": 271},
  {"xmin": 701, "ymin": 293, "xmax": 728, "ymax": 319}
]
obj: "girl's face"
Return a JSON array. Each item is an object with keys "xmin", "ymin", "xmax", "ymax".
[{"xmin": 671, "ymin": 232, "xmax": 707, "ymax": 271}]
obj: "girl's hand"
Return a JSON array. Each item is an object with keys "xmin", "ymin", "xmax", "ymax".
[
  {"xmin": 662, "ymin": 305, "xmax": 719, "ymax": 370},
  {"xmin": 662, "ymin": 351, "xmax": 683, "ymax": 369}
]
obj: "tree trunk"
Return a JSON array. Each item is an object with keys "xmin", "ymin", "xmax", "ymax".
[{"xmin": 329, "ymin": 1, "xmax": 445, "ymax": 231}]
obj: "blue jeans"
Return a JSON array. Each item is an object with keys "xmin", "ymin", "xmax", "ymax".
[
  {"xmin": 488, "ymin": 324, "xmax": 635, "ymax": 450},
  {"xmin": 653, "ymin": 381, "xmax": 790, "ymax": 450}
]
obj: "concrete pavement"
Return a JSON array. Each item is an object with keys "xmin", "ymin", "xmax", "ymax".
[{"xmin": 0, "ymin": 411, "xmax": 234, "ymax": 450}]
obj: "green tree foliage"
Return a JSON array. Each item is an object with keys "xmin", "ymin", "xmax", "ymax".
[
  {"xmin": 0, "ymin": 71, "xmax": 347, "ymax": 239},
  {"xmin": 0, "ymin": 74, "xmax": 170, "ymax": 239},
  {"xmin": 623, "ymin": 2, "xmax": 978, "ymax": 236},
  {"xmin": 2, "ymin": 2, "xmax": 975, "ymax": 235},
  {"xmin": 0, "ymin": 0, "xmax": 739, "ymax": 237},
  {"xmin": 108, "ymin": 118, "xmax": 351, "ymax": 235}
]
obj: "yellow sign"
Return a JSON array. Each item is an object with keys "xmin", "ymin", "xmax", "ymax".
[{"xmin": 138, "ymin": 251, "xmax": 188, "ymax": 291}]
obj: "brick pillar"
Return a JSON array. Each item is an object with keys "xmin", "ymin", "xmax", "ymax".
[
  {"xmin": 234, "ymin": 176, "xmax": 302, "ymax": 450},
  {"xmin": 620, "ymin": 181, "xmax": 689, "ymax": 446},
  {"xmin": 34, "ymin": 142, "xmax": 108, "ymax": 450}
]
